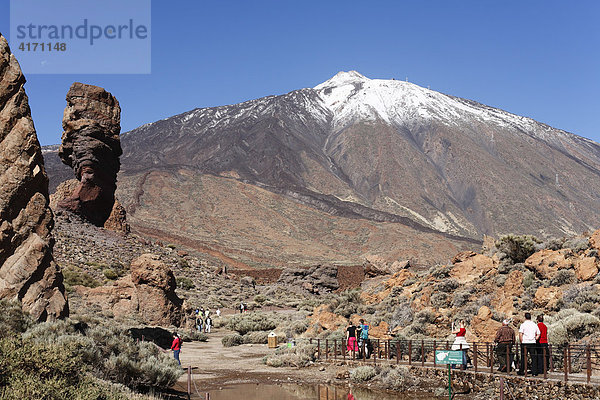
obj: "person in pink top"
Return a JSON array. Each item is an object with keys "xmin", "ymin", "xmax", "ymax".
[{"xmin": 536, "ymin": 314, "xmax": 549, "ymax": 375}]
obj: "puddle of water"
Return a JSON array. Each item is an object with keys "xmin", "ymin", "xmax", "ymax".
[{"xmin": 201, "ymin": 383, "xmax": 438, "ymax": 400}]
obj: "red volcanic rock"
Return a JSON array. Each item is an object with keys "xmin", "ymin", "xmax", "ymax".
[
  {"xmin": 58, "ymin": 83, "xmax": 122, "ymax": 226},
  {"xmin": 0, "ymin": 34, "xmax": 68, "ymax": 321},
  {"xmin": 78, "ymin": 253, "xmax": 183, "ymax": 326}
]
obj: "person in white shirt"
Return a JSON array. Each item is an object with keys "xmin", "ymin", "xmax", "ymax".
[{"xmin": 518, "ymin": 312, "xmax": 541, "ymax": 375}]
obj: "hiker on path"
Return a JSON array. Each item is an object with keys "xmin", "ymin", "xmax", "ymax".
[
  {"xmin": 518, "ymin": 312, "xmax": 541, "ymax": 376},
  {"xmin": 494, "ymin": 319, "xmax": 516, "ymax": 372},
  {"xmin": 170, "ymin": 332, "xmax": 182, "ymax": 366},
  {"xmin": 195, "ymin": 315, "xmax": 203, "ymax": 332},
  {"xmin": 357, "ymin": 319, "xmax": 370, "ymax": 358},
  {"xmin": 535, "ymin": 314, "xmax": 549, "ymax": 375},
  {"xmin": 346, "ymin": 321, "xmax": 358, "ymax": 355},
  {"xmin": 240, "ymin": 302, "xmax": 244, "ymax": 314},
  {"xmin": 216, "ymin": 308, "xmax": 221, "ymax": 317},
  {"xmin": 205, "ymin": 315, "xmax": 212, "ymax": 333},
  {"xmin": 451, "ymin": 320, "xmax": 469, "ymax": 369},
  {"xmin": 205, "ymin": 309, "xmax": 210, "ymax": 318}
]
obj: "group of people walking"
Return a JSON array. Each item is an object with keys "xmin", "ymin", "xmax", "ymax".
[
  {"xmin": 194, "ymin": 307, "xmax": 219, "ymax": 333},
  {"xmin": 494, "ymin": 312, "xmax": 549, "ymax": 376},
  {"xmin": 346, "ymin": 319, "xmax": 371, "ymax": 358},
  {"xmin": 451, "ymin": 312, "xmax": 549, "ymax": 375}
]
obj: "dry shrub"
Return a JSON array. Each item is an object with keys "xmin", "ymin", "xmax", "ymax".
[
  {"xmin": 350, "ymin": 366, "xmax": 377, "ymax": 382},
  {"xmin": 264, "ymin": 343, "xmax": 316, "ymax": 368},
  {"xmin": 227, "ymin": 312, "xmax": 276, "ymax": 335}
]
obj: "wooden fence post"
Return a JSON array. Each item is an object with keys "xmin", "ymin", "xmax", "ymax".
[
  {"xmin": 587, "ymin": 345, "xmax": 592, "ymax": 384},
  {"xmin": 473, "ymin": 343, "xmax": 478, "ymax": 372},
  {"xmin": 317, "ymin": 339, "xmax": 321, "ymax": 360},
  {"xmin": 187, "ymin": 366, "xmax": 191, "ymax": 400},
  {"xmin": 490, "ymin": 343, "xmax": 494, "ymax": 374},
  {"xmin": 564, "ymin": 347, "xmax": 568, "ymax": 382}
]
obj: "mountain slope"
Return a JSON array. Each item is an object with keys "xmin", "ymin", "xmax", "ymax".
[{"xmin": 43, "ymin": 71, "xmax": 600, "ymax": 266}]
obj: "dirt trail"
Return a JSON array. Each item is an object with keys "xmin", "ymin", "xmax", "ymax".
[{"xmin": 173, "ymin": 329, "xmax": 338, "ymax": 392}]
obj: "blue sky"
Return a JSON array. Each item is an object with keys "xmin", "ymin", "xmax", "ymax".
[{"xmin": 1, "ymin": 0, "xmax": 598, "ymax": 145}]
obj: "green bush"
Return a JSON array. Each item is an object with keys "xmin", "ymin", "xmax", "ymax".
[
  {"xmin": 350, "ymin": 366, "xmax": 377, "ymax": 382},
  {"xmin": 452, "ymin": 291, "xmax": 471, "ymax": 308},
  {"xmin": 227, "ymin": 312, "xmax": 276, "ymax": 335},
  {"xmin": 176, "ymin": 276, "xmax": 195, "ymax": 290},
  {"xmin": 221, "ymin": 334, "xmax": 244, "ymax": 347},
  {"xmin": 0, "ymin": 338, "xmax": 149, "ymax": 400},
  {"xmin": 0, "ymin": 300, "xmax": 32, "ymax": 339},
  {"xmin": 23, "ymin": 320, "xmax": 182, "ymax": 390},
  {"xmin": 380, "ymin": 366, "xmax": 414, "ymax": 390},
  {"xmin": 522, "ymin": 271, "xmax": 535, "ymax": 288},
  {"xmin": 330, "ymin": 290, "xmax": 362, "ymax": 318},
  {"xmin": 434, "ymin": 279, "xmax": 459, "ymax": 293},
  {"xmin": 103, "ymin": 268, "xmax": 119, "ymax": 280},
  {"xmin": 547, "ymin": 309, "xmax": 600, "ymax": 345},
  {"xmin": 180, "ymin": 331, "xmax": 208, "ymax": 342},
  {"xmin": 254, "ymin": 294, "xmax": 267, "ymax": 304},
  {"xmin": 243, "ymin": 331, "xmax": 269, "ymax": 344},
  {"xmin": 551, "ymin": 270, "xmax": 576, "ymax": 286},
  {"xmin": 497, "ymin": 234, "xmax": 541, "ymax": 263},
  {"xmin": 430, "ymin": 292, "xmax": 449, "ymax": 308},
  {"xmin": 264, "ymin": 343, "xmax": 316, "ymax": 367},
  {"xmin": 63, "ymin": 266, "xmax": 101, "ymax": 291}
]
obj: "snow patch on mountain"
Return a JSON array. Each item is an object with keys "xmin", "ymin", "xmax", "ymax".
[{"xmin": 313, "ymin": 71, "xmax": 589, "ymax": 151}]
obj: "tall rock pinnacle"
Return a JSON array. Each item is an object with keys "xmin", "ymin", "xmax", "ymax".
[
  {"xmin": 0, "ymin": 33, "xmax": 68, "ymax": 321},
  {"xmin": 58, "ymin": 82, "xmax": 123, "ymax": 226}
]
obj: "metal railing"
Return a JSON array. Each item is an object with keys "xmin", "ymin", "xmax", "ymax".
[{"xmin": 308, "ymin": 338, "xmax": 600, "ymax": 383}]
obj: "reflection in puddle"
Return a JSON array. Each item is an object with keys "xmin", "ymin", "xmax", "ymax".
[{"xmin": 202, "ymin": 383, "xmax": 438, "ymax": 400}]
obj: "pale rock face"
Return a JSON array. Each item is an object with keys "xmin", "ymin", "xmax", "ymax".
[{"xmin": 0, "ymin": 34, "xmax": 68, "ymax": 321}]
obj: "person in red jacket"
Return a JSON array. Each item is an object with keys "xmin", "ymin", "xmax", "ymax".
[
  {"xmin": 171, "ymin": 332, "xmax": 182, "ymax": 365},
  {"xmin": 536, "ymin": 315, "xmax": 549, "ymax": 375}
]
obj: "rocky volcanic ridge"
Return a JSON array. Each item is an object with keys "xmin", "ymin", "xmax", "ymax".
[
  {"xmin": 307, "ymin": 230, "xmax": 600, "ymax": 346},
  {"xmin": 57, "ymin": 82, "xmax": 123, "ymax": 227},
  {"xmin": 0, "ymin": 33, "xmax": 68, "ymax": 321}
]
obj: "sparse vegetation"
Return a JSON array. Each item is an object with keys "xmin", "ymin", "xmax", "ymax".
[
  {"xmin": 63, "ymin": 265, "xmax": 101, "ymax": 291},
  {"xmin": 350, "ymin": 366, "xmax": 377, "ymax": 382},
  {"xmin": 497, "ymin": 234, "xmax": 541, "ymax": 263},
  {"xmin": 263, "ymin": 342, "xmax": 316, "ymax": 368},
  {"xmin": 227, "ymin": 312, "xmax": 276, "ymax": 335},
  {"xmin": 176, "ymin": 276, "xmax": 195, "ymax": 290}
]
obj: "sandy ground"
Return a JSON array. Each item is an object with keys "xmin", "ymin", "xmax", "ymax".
[{"xmin": 172, "ymin": 329, "xmax": 341, "ymax": 393}]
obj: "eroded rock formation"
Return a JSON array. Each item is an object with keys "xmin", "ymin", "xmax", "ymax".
[
  {"xmin": 0, "ymin": 34, "xmax": 68, "ymax": 320},
  {"xmin": 76, "ymin": 254, "xmax": 183, "ymax": 326},
  {"xmin": 58, "ymin": 82, "xmax": 122, "ymax": 226}
]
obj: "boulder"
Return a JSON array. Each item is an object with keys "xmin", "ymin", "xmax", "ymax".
[
  {"xmin": 524, "ymin": 249, "xmax": 573, "ymax": 280},
  {"xmin": 575, "ymin": 257, "xmax": 598, "ymax": 281},
  {"xmin": 77, "ymin": 254, "xmax": 183, "ymax": 326},
  {"xmin": 492, "ymin": 270, "xmax": 523, "ymax": 316},
  {"xmin": 363, "ymin": 255, "xmax": 410, "ymax": 277},
  {"xmin": 590, "ymin": 229, "xmax": 600, "ymax": 251},
  {"xmin": 0, "ymin": 34, "xmax": 68, "ymax": 321},
  {"xmin": 534, "ymin": 286, "xmax": 562, "ymax": 309},
  {"xmin": 470, "ymin": 306, "xmax": 501, "ymax": 342},
  {"xmin": 103, "ymin": 198, "xmax": 129, "ymax": 233},
  {"xmin": 278, "ymin": 265, "xmax": 338, "ymax": 294},
  {"xmin": 57, "ymin": 82, "xmax": 122, "ymax": 226},
  {"xmin": 450, "ymin": 254, "xmax": 494, "ymax": 284},
  {"xmin": 307, "ymin": 304, "xmax": 347, "ymax": 333}
]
